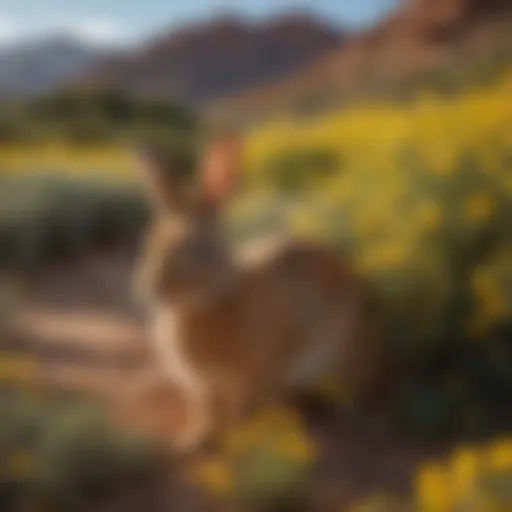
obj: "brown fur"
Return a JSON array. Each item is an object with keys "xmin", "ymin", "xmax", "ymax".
[{"xmin": 129, "ymin": 137, "xmax": 380, "ymax": 453}]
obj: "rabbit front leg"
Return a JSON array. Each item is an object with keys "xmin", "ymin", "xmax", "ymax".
[
  {"xmin": 176, "ymin": 378, "xmax": 246, "ymax": 453},
  {"xmin": 174, "ymin": 384, "xmax": 213, "ymax": 452},
  {"xmin": 150, "ymin": 307, "xmax": 214, "ymax": 452}
]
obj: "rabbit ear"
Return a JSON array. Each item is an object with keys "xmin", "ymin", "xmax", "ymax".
[
  {"xmin": 135, "ymin": 146, "xmax": 187, "ymax": 212},
  {"xmin": 199, "ymin": 135, "xmax": 242, "ymax": 205}
]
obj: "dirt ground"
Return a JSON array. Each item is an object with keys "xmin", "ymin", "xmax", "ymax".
[{"xmin": 6, "ymin": 249, "xmax": 447, "ymax": 511}]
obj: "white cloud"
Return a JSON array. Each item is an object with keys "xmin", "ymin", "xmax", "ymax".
[
  {"xmin": 0, "ymin": 15, "xmax": 21, "ymax": 44},
  {"xmin": 0, "ymin": 14, "xmax": 129, "ymax": 47},
  {"xmin": 69, "ymin": 19, "xmax": 126, "ymax": 45}
]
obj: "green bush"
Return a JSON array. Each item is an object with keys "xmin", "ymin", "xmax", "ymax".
[
  {"xmin": 0, "ymin": 88, "xmax": 197, "ymax": 145},
  {"xmin": 259, "ymin": 147, "xmax": 339, "ymax": 193},
  {"xmin": 0, "ymin": 174, "xmax": 149, "ymax": 271},
  {"xmin": 233, "ymin": 446, "xmax": 310, "ymax": 512},
  {"xmin": 0, "ymin": 391, "xmax": 164, "ymax": 512}
]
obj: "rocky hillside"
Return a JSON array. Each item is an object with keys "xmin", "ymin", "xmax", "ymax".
[
  {"xmin": 76, "ymin": 14, "xmax": 344, "ymax": 106},
  {"xmin": 211, "ymin": 0, "xmax": 512, "ymax": 124}
]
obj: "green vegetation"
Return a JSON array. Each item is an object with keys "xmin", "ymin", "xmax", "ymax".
[
  {"xmin": 0, "ymin": 88, "xmax": 201, "ymax": 271},
  {"xmin": 0, "ymin": 390, "xmax": 165, "ymax": 512},
  {"xmin": 257, "ymin": 147, "xmax": 339, "ymax": 193},
  {"xmin": 0, "ymin": 55, "xmax": 511, "ymax": 512},
  {"xmin": 0, "ymin": 174, "xmax": 148, "ymax": 271},
  {"xmin": 244, "ymin": 71, "xmax": 512, "ymax": 438},
  {"xmin": 0, "ymin": 88, "xmax": 197, "ymax": 146}
]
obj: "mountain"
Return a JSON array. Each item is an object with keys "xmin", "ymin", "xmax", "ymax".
[
  {"xmin": 211, "ymin": 0, "xmax": 512, "ymax": 124},
  {"xmin": 76, "ymin": 14, "xmax": 344, "ymax": 106},
  {"xmin": 3, "ymin": 0, "xmax": 509, "ymax": 118},
  {"xmin": 0, "ymin": 35, "xmax": 105, "ymax": 98}
]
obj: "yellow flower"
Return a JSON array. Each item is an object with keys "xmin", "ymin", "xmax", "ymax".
[
  {"xmin": 471, "ymin": 267, "xmax": 508, "ymax": 323},
  {"xmin": 254, "ymin": 404, "xmax": 301, "ymax": 433},
  {"xmin": 451, "ymin": 447, "xmax": 481, "ymax": 503},
  {"xmin": 277, "ymin": 430, "xmax": 315, "ymax": 465},
  {"xmin": 374, "ymin": 241, "xmax": 410, "ymax": 269},
  {"xmin": 191, "ymin": 457, "xmax": 232, "ymax": 496},
  {"xmin": 465, "ymin": 194, "xmax": 495, "ymax": 222},
  {"xmin": 223, "ymin": 405, "xmax": 302, "ymax": 459},
  {"xmin": 415, "ymin": 201, "xmax": 442, "ymax": 232},
  {"xmin": 487, "ymin": 440, "xmax": 512, "ymax": 471},
  {"xmin": 290, "ymin": 210, "xmax": 326, "ymax": 238},
  {"xmin": 479, "ymin": 288, "xmax": 508, "ymax": 319},
  {"xmin": 353, "ymin": 212, "xmax": 387, "ymax": 237},
  {"xmin": 416, "ymin": 462, "xmax": 453, "ymax": 512},
  {"xmin": 223, "ymin": 422, "xmax": 263, "ymax": 458}
]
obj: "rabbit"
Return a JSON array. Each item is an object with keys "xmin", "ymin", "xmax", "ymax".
[
  {"xmin": 113, "ymin": 369, "xmax": 194, "ymax": 450},
  {"xmin": 132, "ymin": 136, "xmax": 381, "ymax": 453}
]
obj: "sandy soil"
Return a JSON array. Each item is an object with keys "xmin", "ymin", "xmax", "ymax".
[{"xmin": 4, "ymin": 249, "xmax": 443, "ymax": 511}]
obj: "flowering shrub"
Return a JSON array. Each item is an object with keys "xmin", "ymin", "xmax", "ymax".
[
  {"xmin": 353, "ymin": 437, "xmax": 512, "ymax": 512},
  {"xmin": 191, "ymin": 405, "xmax": 315, "ymax": 510},
  {"xmin": 240, "ymin": 72, "xmax": 512, "ymax": 435}
]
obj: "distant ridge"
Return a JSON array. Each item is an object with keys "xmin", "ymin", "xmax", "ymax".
[
  {"xmin": 0, "ymin": 35, "xmax": 105, "ymax": 98},
  {"xmin": 211, "ymin": 0, "xmax": 512, "ymax": 124},
  {"xmin": 75, "ymin": 13, "xmax": 344, "ymax": 106}
]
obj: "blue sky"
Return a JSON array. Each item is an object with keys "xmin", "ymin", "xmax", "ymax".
[{"xmin": 0, "ymin": 0, "xmax": 399, "ymax": 46}]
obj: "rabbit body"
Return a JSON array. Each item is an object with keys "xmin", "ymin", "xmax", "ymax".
[{"xmin": 132, "ymin": 138, "xmax": 377, "ymax": 452}]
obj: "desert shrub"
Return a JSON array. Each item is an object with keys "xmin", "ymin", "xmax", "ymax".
[
  {"xmin": 0, "ymin": 114, "xmax": 39, "ymax": 144},
  {"xmin": 0, "ymin": 390, "xmax": 164, "ymax": 512},
  {"xmin": 352, "ymin": 437, "xmax": 512, "ymax": 511},
  {"xmin": 0, "ymin": 123, "xmax": 204, "ymax": 269},
  {"xmin": 84, "ymin": 89, "xmax": 136, "ymax": 125},
  {"xmin": 0, "ymin": 174, "xmax": 149, "ymax": 270},
  {"xmin": 62, "ymin": 116, "xmax": 119, "ymax": 147},
  {"xmin": 192, "ymin": 405, "xmax": 314, "ymax": 512},
  {"xmin": 135, "ymin": 97, "xmax": 196, "ymax": 132},
  {"xmin": 257, "ymin": 146, "xmax": 339, "ymax": 193},
  {"xmin": 244, "ymin": 72, "xmax": 512, "ymax": 436},
  {"xmin": 1, "ymin": 88, "xmax": 197, "ymax": 145},
  {"xmin": 33, "ymin": 403, "xmax": 161, "ymax": 511}
]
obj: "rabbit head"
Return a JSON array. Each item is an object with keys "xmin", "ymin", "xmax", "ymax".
[{"xmin": 134, "ymin": 136, "xmax": 242, "ymax": 304}]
